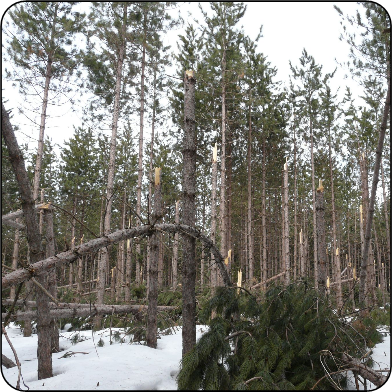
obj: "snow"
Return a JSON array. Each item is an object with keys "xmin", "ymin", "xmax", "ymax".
[
  {"xmin": 1, "ymin": 323, "xmax": 209, "ymax": 390},
  {"xmin": 346, "ymin": 326, "xmax": 391, "ymax": 391},
  {"xmin": 1, "ymin": 322, "xmax": 390, "ymax": 391}
]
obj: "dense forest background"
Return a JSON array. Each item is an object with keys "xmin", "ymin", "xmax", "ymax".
[{"xmin": 1, "ymin": 3, "xmax": 390, "ymax": 386}]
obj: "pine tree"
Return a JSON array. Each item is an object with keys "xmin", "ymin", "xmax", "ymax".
[{"xmin": 3, "ymin": 2, "xmax": 85, "ymax": 201}]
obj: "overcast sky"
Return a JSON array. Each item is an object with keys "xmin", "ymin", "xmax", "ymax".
[{"xmin": 1, "ymin": 1, "xmax": 391, "ymax": 151}]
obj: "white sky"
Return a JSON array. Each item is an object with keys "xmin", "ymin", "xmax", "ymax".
[{"xmin": 1, "ymin": 1, "xmax": 391, "ymax": 151}]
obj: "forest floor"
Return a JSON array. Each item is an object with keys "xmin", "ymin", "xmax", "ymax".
[{"xmin": 1, "ymin": 322, "xmax": 390, "ymax": 390}]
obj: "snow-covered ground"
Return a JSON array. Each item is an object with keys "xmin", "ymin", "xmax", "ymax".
[
  {"xmin": 1, "ymin": 323, "xmax": 208, "ymax": 390},
  {"xmin": 1, "ymin": 323, "xmax": 390, "ymax": 390}
]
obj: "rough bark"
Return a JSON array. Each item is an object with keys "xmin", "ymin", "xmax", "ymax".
[
  {"xmin": 310, "ymin": 118, "xmax": 318, "ymax": 290},
  {"xmin": 328, "ymin": 124, "xmax": 343, "ymax": 311},
  {"xmin": 146, "ymin": 168, "xmax": 162, "ymax": 348},
  {"xmin": 44, "ymin": 208, "xmax": 59, "ymax": 353},
  {"xmin": 210, "ymin": 144, "xmax": 218, "ymax": 288},
  {"xmin": 136, "ymin": 17, "xmax": 147, "ymax": 285},
  {"xmin": 10, "ymin": 218, "xmax": 20, "ymax": 301},
  {"xmin": 283, "ymin": 161, "xmax": 290, "ymax": 285},
  {"xmin": 2, "ymin": 103, "xmax": 51, "ymax": 379},
  {"xmin": 316, "ymin": 183, "xmax": 327, "ymax": 295},
  {"xmin": 172, "ymin": 200, "xmax": 180, "ymax": 289},
  {"xmin": 247, "ymin": 103, "xmax": 254, "ymax": 283},
  {"xmin": 182, "ymin": 70, "xmax": 197, "ymax": 356}
]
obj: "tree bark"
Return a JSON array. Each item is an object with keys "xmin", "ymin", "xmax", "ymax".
[
  {"xmin": 172, "ymin": 200, "xmax": 180, "ymax": 289},
  {"xmin": 316, "ymin": 182, "xmax": 327, "ymax": 295},
  {"xmin": 283, "ymin": 161, "xmax": 290, "ymax": 285},
  {"xmin": 247, "ymin": 101, "xmax": 254, "ymax": 284},
  {"xmin": 2, "ymin": 103, "xmax": 51, "ymax": 379},
  {"xmin": 44, "ymin": 208, "xmax": 59, "ymax": 353},
  {"xmin": 10, "ymin": 218, "xmax": 20, "ymax": 301},
  {"xmin": 210, "ymin": 144, "xmax": 218, "ymax": 288},
  {"xmin": 146, "ymin": 168, "xmax": 162, "ymax": 348},
  {"xmin": 182, "ymin": 70, "xmax": 197, "ymax": 356},
  {"xmin": 32, "ymin": 3, "xmax": 58, "ymax": 201}
]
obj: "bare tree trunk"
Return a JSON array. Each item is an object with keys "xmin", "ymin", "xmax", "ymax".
[
  {"xmin": 328, "ymin": 125, "xmax": 343, "ymax": 311},
  {"xmin": 283, "ymin": 161, "xmax": 290, "ymax": 286},
  {"xmin": 210, "ymin": 144, "xmax": 218, "ymax": 288},
  {"xmin": 310, "ymin": 118, "xmax": 318, "ymax": 290},
  {"xmin": 44, "ymin": 208, "xmax": 59, "ymax": 353},
  {"xmin": 10, "ymin": 218, "xmax": 20, "ymax": 301},
  {"xmin": 182, "ymin": 70, "xmax": 197, "ymax": 356},
  {"xmin": 219, "ymin": 46, "xmax": 228, "ymax": 281},
  {"xmin": 96, "ymin": 4, "xmax": 128, "ymax": 326},
  {"xmin": 124, "ymin": 216, "xmax": 133, "ymax": 302},
  {"xmin": 359, "ymin": 64, "xmax": 390, "ymax": 307},
  {"xmin": 136, "ymin": 18, "xmax": 147, "ymax": 285},
  {"xmin": 293, "ymin": 126, "xmax": 298, "ymax": 281},
  {"xmin": 2, "ymin": 103, "xmax": 51, "ymax": 379},
  {"xmin": 32, "ymin": 4, "xmax": 58, "ymax": 201},
  {"xmin": 380, "ymin": 161, "xmax": 390, "ymax": 283},
  {"xmin": 316, "ymin": 181, "xmax": 327, "ymax": 296},
  {"xmin": 146, "ymin": 168, "xmax": 162, "ymax": 348},
  {"xmin": 261, "ymin": 139, "xmax": 267, "ymax": 289},
  {"xmin": 172, "ymin": 200, "xmax": 180, "ymax": 289},
  {"xmin": 247, "ymin": 102, "xmax": 254, "ymax": 284}
]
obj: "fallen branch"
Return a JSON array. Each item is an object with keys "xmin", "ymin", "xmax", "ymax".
[
  {"xmin": 2, "ymin": 354, "xmax": 16, "ymax": 368},
  {"xmin": 2, "ymin": 304, "xmax": 177, "ymax": 321},
  {"xmin": 2, "ymin": 223, "xmax": 232, "ymax": 290},
  {"xmin": 341, "ymin": 352, "xmax": 388, "ymax": 387},
  {"xmin": 2, "ymin": 323, "xmax": 23, "ymax": 389},
  {"xmin": 251, "ymin": 271, "xmax": 286, "ymax": 289}
]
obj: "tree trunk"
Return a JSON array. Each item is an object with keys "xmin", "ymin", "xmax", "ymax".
[
  {"xmin": 172, "ymin": 200, "xmax": 180, "ymax": 289},
  {"xmin": 310, "ymin": 118, "xmax": 318, "ymax": 290},
  {"xmin": 182, "ymin": 70, "xmax": 197, "ymax": 357},
  {"xmin": 147, "ymin": 168, "xmax": 162, "ymax": 348},
  {"xmin": 210, "ymin": 144, "xmax": 218, "ymax": 288},
  {"xmin": 96, "ymin": 4, "xmax": 128, "ymax": 326},
  {"xmin": 328, "ymin": 125, "xmax": 343, "ymax": 311},
  {"xmin": 2, "ymin": 103, "xmax": 51, "ymax": 379},
  {"xmin": 10, "ymin": 218, "xmax": 20, "ymax": 301},
  {"xmin": 316, "ymin": 181, "xmax": 327, "ymax": 295},
  {"xmin": 32, "ymin": 4, "xmax": 58, "ymax": 201},
  {"xmin": 247, "ymin": 101, "xmax": 254, "ymax": 284},
  {"xmin": 136, "ymin": 18, "xmax": 147, "ymax": 285},
  {"xmin": 283, "ymin": 161, "xmax": 290, "ymax": 285},
  {"xmin": 44, "ymin": 208, "xmax": 59, "ymax": 353},
  {"xmin": 219, "ymin": 46, "xmax": 228, "ymax": 281}
]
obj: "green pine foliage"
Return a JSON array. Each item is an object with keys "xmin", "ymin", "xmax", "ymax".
[{"xmin": 178, "ymin": 282, "xmax": 369, "ymax": 390}]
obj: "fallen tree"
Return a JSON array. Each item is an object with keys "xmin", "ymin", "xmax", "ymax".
[
  {"xmin": 341, "ymin": 353, "xmax": 388, "ymax": 387},
  {"xmin": 2, "ymin": 303, "xmax": 177, "ymax": 322},
  {"xmin": 2, "ymin": 223, "xmax": 232, "ymax": 290}
]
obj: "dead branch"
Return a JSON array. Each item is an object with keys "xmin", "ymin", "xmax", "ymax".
[{"xmin": 341, "ymin": 352, "xmax": 388, "ymax": 387}]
